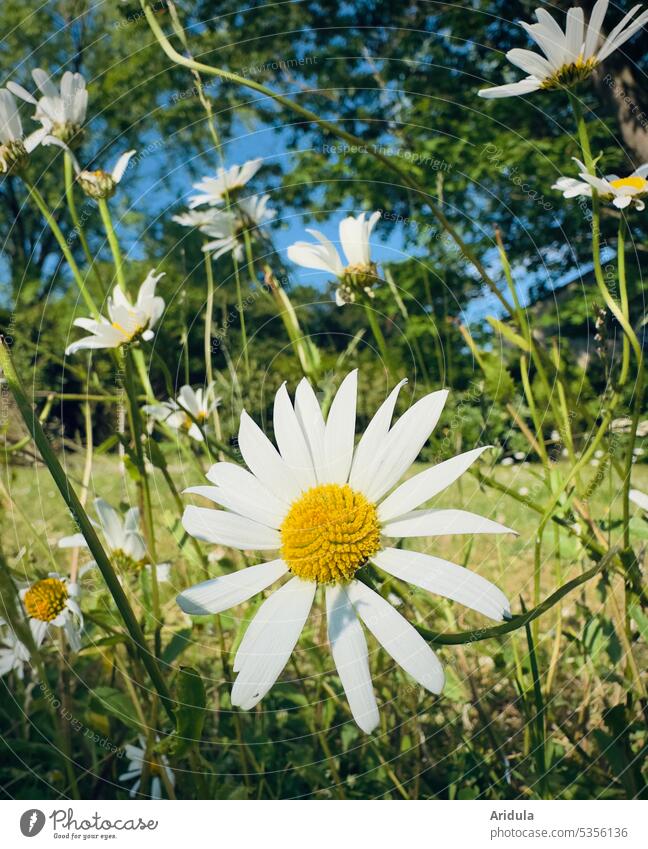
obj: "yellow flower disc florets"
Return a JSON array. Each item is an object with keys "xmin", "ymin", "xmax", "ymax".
[
  {"xmin": 24, "ymin": 577, "xmax": 68, "ymax": 622},
  {"xmin": 280, "ymin": 484, "xmax": 381, "ymax": 583}
]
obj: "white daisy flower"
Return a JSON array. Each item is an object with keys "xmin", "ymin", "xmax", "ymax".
[
  {"xmin": 7, "ymin": 68, "xmax": 87, "ymax": 144},
  {"xmin": 65, "ymin": 270, "xmax": 165, "ymax": 355},
  {"xmin": 175, "ymin": 194, "xmax": 276, "ymax": 261},
  {"xmin": 20, "ymin": 573, "xmax": 82, "ymax": 652},
  {"xmin": 554, "ymin": 158, "xmax": 648, "ymax": 211},
  {"xmin": 59, "ymin": 498, "xmax": 170, "ymax": 581},
  {"xmin": 188, "ymin": 158, "xmax": 263, "ymax": 207},
  {"xmin": 288, "ymin": 211, "xmax": 382, "ymax": 305},
  {"xmin": 178, "ymin": 371, "xmax": 514, "ymax": 733},
  {"xmin": 65, "ymin": 149, "xmax": 136, "ymax": 199},
  {"xmin": 0, "ymin": 87, "xmax": 58, "ymax": 174},
  {"xmin": 479, "ymin": 1, "xmax": 648, "ymax": 99},
  {"xmin": 144, "ymin": 384, "xmax": 221, "ymax": 442},
  {"xmin": 119, "ymin": 737, "xmax": 174, "ymax": 799},
  {"xmin": 0, "ymin": 623, "xmax": 31, "ymax": 679},
  {"xmin": 629, "ymin": 489, "xmax": 648, "ymax": 513}
]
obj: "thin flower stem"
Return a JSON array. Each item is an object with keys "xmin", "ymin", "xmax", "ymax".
[
  {"xmin": 98, "ymin": 198, "xmax": 126, "ymax": 290},
  {"xmin": 64, "ymin": 153, "xmax": 104, "ymax": 293},
  {"xmin": 203, "ymin": 250, "xmax": 224, "ymax": 443},
  {"xmin": 363, "ymin": 300, "xmax": 394, "ymax": 376},
  {"xmin": 140, "ymin": 0, "xmax": 513, "ymax": 317},
  {"xmin": 24, "ymin": 180, "xmax": 99, "ymax": 318},
  {"xmin": 231, "ymin": 250, "xmax": 250, "ymax": 378},
  {"xmin": 0, "ymin": 337, "xmax": 174, "ymax": 722}
]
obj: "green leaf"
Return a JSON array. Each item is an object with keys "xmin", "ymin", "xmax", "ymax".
[
  {"xmin": 91, "ymin": 686, "xmax": 140, "ymax": 729},
  {"xmin": 486, "ymin": 316, "xmax": 530, "ymax": 352}
]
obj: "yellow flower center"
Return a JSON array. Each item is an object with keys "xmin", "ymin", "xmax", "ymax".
[
  {"xmin": 280, "ymin": 484, "xmax": 381, "ymax": 583},
  {"xmin": 541, "ymin": 56, "xmax": 598, "ymax": 90},
  {"xmin": 609, "ymin": 176, "xmax": 647, "ymax": 192},
  {"xmin": 24, "ymin": 578, "xmax": 68, "ymax": 623},
  {"xmin": 112, "ymin": 548, "xmax": 146, "ymax": 572}
]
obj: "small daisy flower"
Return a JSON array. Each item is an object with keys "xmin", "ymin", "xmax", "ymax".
[
  {"xmin": 59, "ymin": 498, "xmax": 170, "ymax": 580},
  {"xmin": 119, "ymin": 737, "xmax": 174, "ymax": 799},
  {"xmin": 144, "ymin": 384, "xmax": 221, "ymax": 442},
  {"xmin": 0, "ymin": 623, "xmax": 31, "ymax": 679},
  {"xmin": 7, "ymin": 68, "xmax": 87, "ymax": 145},
  {"xmin": 175, "ymin": 195, "xmax": 276, "ymax": 261},
  {"xmin": 188, "ymin": 158, "xmax": 263, "ymax": 207},
  {"xmin": 20, "ymin": 573, "xmax": 82, "ymax": 652},
  {"xmin": 65, "ymin": 270, "xmax": 165, "ymax": 355},
  {"xmin": 64, "ymin": 148, "xmax": 136, "ymax": 199},
  {"xmin": 178, "ymin": 371, "xmax": 514, "ymax": 733},
  {"xmin": 554, "ymin": 158, "xmax": 648, "ymax": 211},
  {"xmin": 0, "ymin": 87, "xmax": 59, "ymax": 174},
  {"xmin": 288, "ymin": 211, "xmax": 382, "ymax": 305},
  {"xmin": 479, "ymin": 1, "xmax": 648, "ymax": 99}
]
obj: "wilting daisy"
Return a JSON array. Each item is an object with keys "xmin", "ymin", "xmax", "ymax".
[
  {"xmin": 66, "ymin": 148, "xmax": 136, "ymax": 199},
  {"xmin": 189, "ymin": 158, "xmax": 263, "ymax": 207},
  {"xmin": 59, "ymin": 499, "xmax": 170, "ymax": 581},
  {"xmin": 144, "ymin": 384, "xmax": 220, "ymax": 442},
  {"xmin": 178, "ymin": 371, "xmax": 513, "ymax": 732},
  {"xmin": 288, "ymin": 211, "xmax": 382, "ymax": 305},
  {"xmin": 0, "ymin": 87, "xmax": 58, "ymax": 174},
  {"xmin": 7, "ymin": 68, "xmax": 87, "ymax": 145},
  {"xmin": 20, "ymin": 573, "xmax": 82, "ymax": 652},
  {"xmin": 119, "ymin": 737, "xmax": 174, "ymax": 799},
  {"xmin": 0, "ymin": 623, "xmax": 30, "ymax": 679},
  {"xmin": 479, "ymin": 1, "xmax": 648, "ymax": 99},
  {"xmin": 553, "ymin": 158, "xmax": 648, "ymax": 210},
  {"xmin": 65, "ymin": 271, "xmax": 164, "ymax": 355}
]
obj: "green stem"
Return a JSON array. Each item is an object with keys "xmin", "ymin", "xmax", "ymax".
[
  {"xmin": 232, "ymin": 249, "xmax": 250, "ymax": 378},
  {"xmin": 0, "ymin": 337, "xmax": 174, "ymax": 722},
  {"xmin": 363, "ymin": 300, "xmax": 394, "ymax": 375},
  {"xmin": 98, "ymin": 198, "xmax": 126, "ymax": 289},
  {"xmin": 64, "ymin": 153, "xmax": 104, "ymax": 293},
  {"xmin": 24, "ymin": 180, "xmax": 99, "ymax": 318}
]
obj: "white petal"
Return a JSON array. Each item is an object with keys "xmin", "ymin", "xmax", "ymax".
[
  {"xmin": 184, "ymin": 485, "xmax": 283, "ymax": 530},
  {"xmin": 320, "ymin": 370, "xmax": 358, "ymax": 484},
  {"xmin": 182, "ymin": 505, "xmax": 281, "ymax": 550},
  {"xmin": 326, "ymin": 584, "xmax": 379, "ymax": 733},
  {"xmin": 294, "ymin": 378, "xmax": 327, "ymax": 481},
  {"xmin": 348, "ymin": 379, "xmax": 407, "ymax": 493},
  {"xmin": 505, "ymin": 48, "xmax": 553, "ymax": 78},
  {"xmin": 177, "ymin": 559, "xmax": 288, "ymax": 615},
  {"xmin": 94, "ymin": 498, "xmax": 124, "ymax": 550},
  {"xmin": 382, "ymin": 508, "xmax": 516, "ymax": 538},
  {"xmin": 378, "ymin": 446, "xmax": 490, "ymax": 522},
  {"xmin": 597, "ymin": 7, "xmax": 648, "ymax": 63},
  {"xmin": 112, "ymin": 150, "xmax": 136, "ymax": 183},
  {"xmin": 564, "ymin": 7, "xmax": 585, "ymax": 64},
  {"xmin": 346, "ymin": 580, "xmax": 444, "ymax": 693},
  {"xmin": 58, "ymin": 533, "xmax": 88, "ymax": 549},
  {"xmin": 478, "ymin": 78, "xmax": 541, "ymax": 99},
  {"xmin": 273, "ymin": 383, "xmax": 317, "ymax": 491},
  {"xmin": 629, "ymin": 489, "xmax": 648, "ymax": 512},
  {"xmin": 363, "ymin": 390, "xmax": 449, "ymax": 502},
  {"xmin": 238, "ymin": 410, "xmax": 302, "ymax": 503},
  {"xmin": 584, "ymin": 0, "xmax": 608, "ymax": 58},
  {"xmin": 231, "ymin": 577, "xmax": 315, "ymax": 708},
  {"xmin": 373, "ymin": 548, "xmax": 510, "ymax": 621},
  {"xmin": 206, "ymin": 461, "xmax": 289, "ymax": 521}
]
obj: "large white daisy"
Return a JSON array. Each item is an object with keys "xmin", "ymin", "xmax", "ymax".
[
  {"xmin": 178, "ymin": 371, "xmax": 514, "ymax": 732},
  {"xmin": 479, "ymin": 1, "xmax": 648, "ymax": 99},
  {"xmin": 65, "ymin": 270, "xmax": 165, "ymax": 355},
  {"xmin": 288, "ymin": 211, "xmax": 382, "ymax": 306}
]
